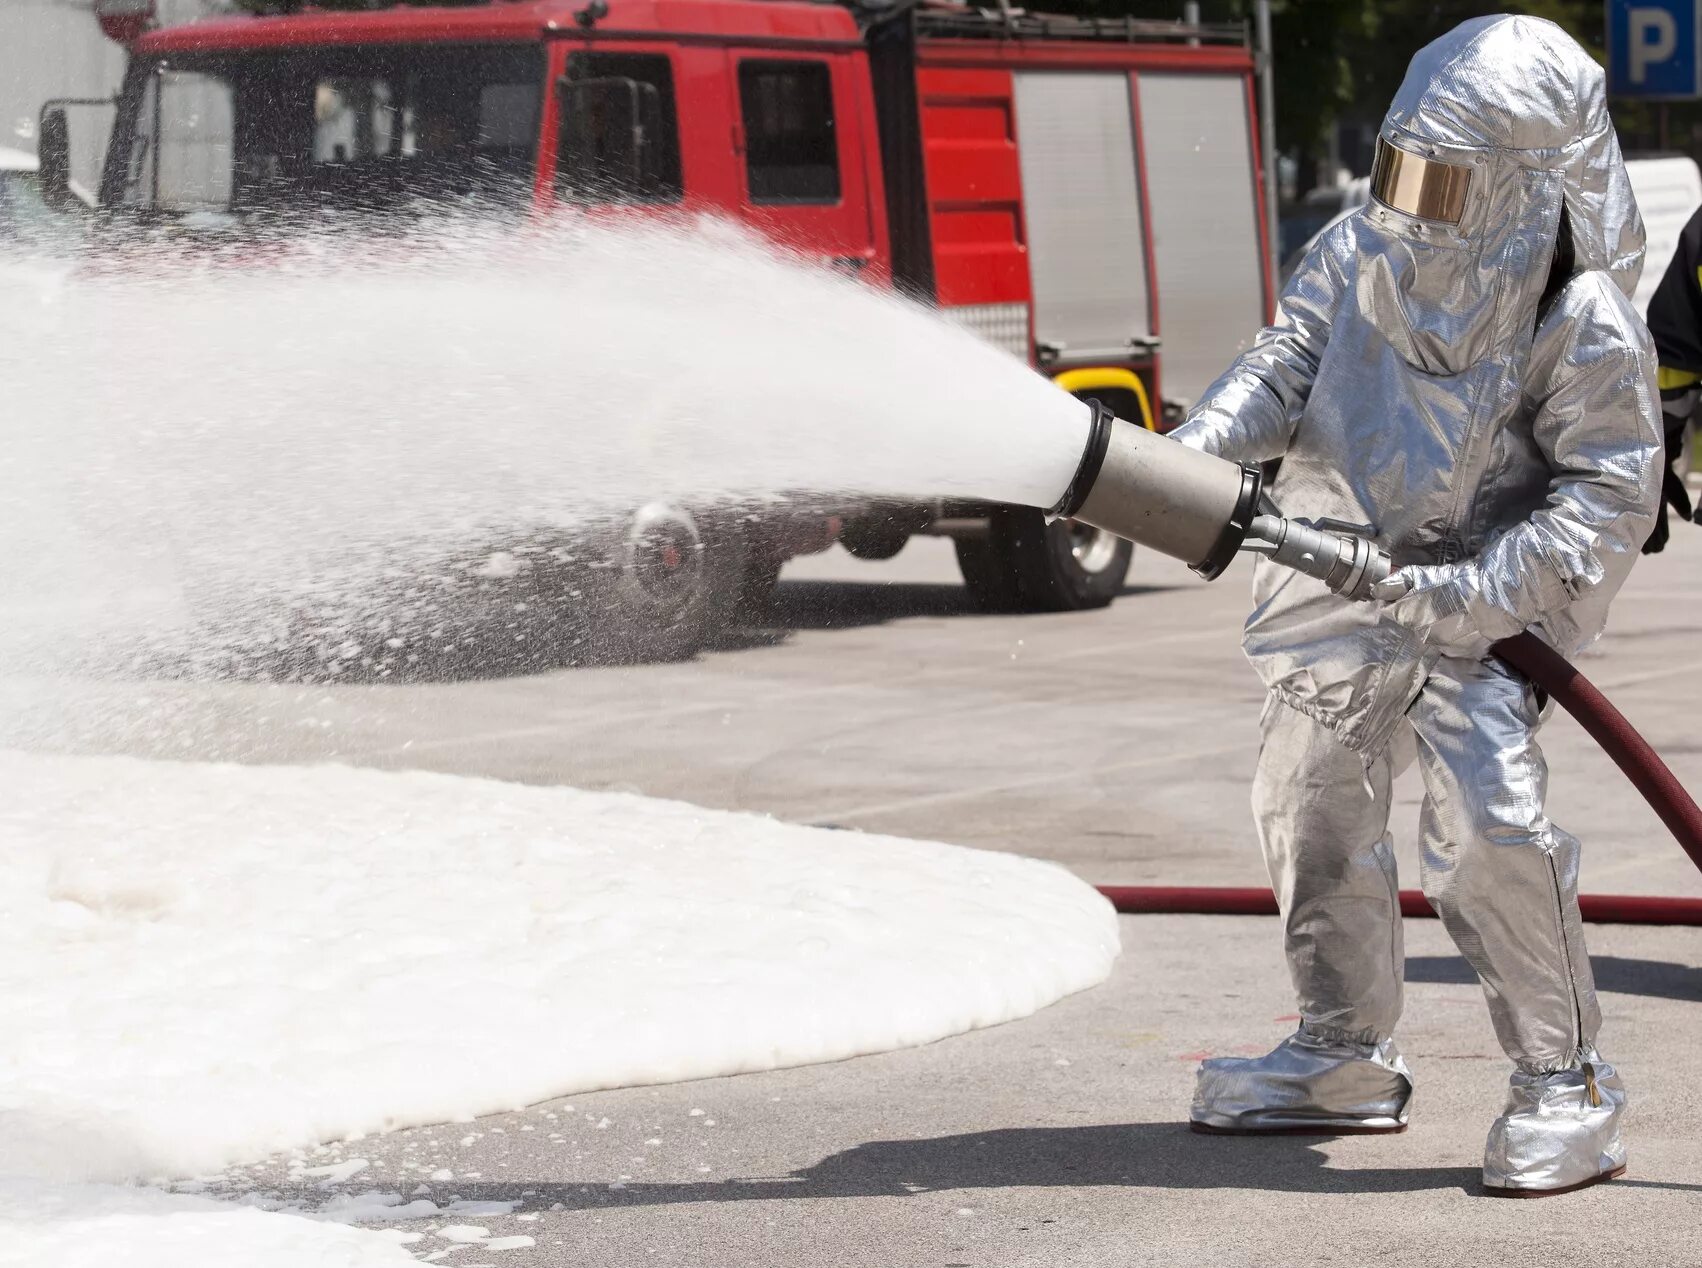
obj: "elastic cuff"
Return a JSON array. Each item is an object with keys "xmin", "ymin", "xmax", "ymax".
[
  {"xmin": 1300, "ymin": 1020, "xmax": 1390, "ymax": 1047},
  {"xmin": 1512, "ymin": 1048, "xmax": 1595, "ymax": 1077}
]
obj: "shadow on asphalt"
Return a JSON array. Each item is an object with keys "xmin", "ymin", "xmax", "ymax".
[
  {"xmin": 711, "ymin": 578, "xmax": 1176, "ymax": 648},
  {"xmin": 1405, "ymin": 955, "xmax": 1702, "ymax": 1002},
  {"xmin": 128, "ymin": 577, "xmax": 1174, "ymax": 685},
  {"xmin": 370, "ymin": 1123, "xmax": 1702, "ymax": 1211}
]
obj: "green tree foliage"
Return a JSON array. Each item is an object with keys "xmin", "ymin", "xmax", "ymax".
[
  {"xmin": 1041, "ymin": 1, "xmax": 1375, "ymax": 160},
  {"xmin": 1042, "ymin": 0, "xmax": 1640, "ymax": 178}
]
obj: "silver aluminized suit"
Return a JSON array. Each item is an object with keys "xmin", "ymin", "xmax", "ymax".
[{"xmin": 1170, "ymin": 16, "xmax": 1659, "ymax": 1193}]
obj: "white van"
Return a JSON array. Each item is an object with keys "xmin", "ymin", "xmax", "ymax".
[
  {"xmin": 1626, "ymin": 156, "xmax": 1702, "ymax": 312},
  {"xmin": 0, "ymin": 145, "xmax": 45, "ymax": 238}
]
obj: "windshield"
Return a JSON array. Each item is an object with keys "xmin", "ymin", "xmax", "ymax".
[
  {"xmin": 115, "ymin": 44, "xmax": 544, "ymax": 215},
  {"xmin": 0, "ymin": 170, "xmax": 50, "ymax": 232}
]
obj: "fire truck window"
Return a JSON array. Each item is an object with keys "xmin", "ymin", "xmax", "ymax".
[
  {"xmin": 117, "ymin": 46, "xmax": 544, "ymax": 215},
  {"xmin": 737, "ymin": 61, "xmax": 839, "ymax": 205},
  {"xmin": 478, "ymin": 83, "xmax": 543, "ymax": 149},
  {"xmin": 121, "ymin": 70, "xmax": 235, "ymax": 212},
  {"xmin": 558, "ymin": 53, "xmax": 682, "ymax": 203}
]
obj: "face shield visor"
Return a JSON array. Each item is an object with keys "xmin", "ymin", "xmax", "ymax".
[{"xmin": 1369, "ymin": 137, "xmax": 1472, "ymax": 225}]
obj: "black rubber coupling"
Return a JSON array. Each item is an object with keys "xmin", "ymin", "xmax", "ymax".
[
  {"xmin": 1192, "ymin": 462, "xmax": 1264, "ymax": 581},
  {"xmin": 1048, "ymin": 399, "xmax": 1114, "ymax": 520}
]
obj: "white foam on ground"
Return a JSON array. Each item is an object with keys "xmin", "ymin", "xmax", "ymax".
[
  {"xmin": 0, "ymin": 1179, "xmax": 416, "ymax": 1267},
  {"xmin": 0, "ymin": 749, "xmax": 1118, "ymax": 1259}
]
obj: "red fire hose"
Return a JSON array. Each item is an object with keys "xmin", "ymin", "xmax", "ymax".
[
  {"xmin": 1097, "ymin": 632, "xmax": 1702, "ymax": 926},
  {"xmin": 1096, "ymin": 885, "xmax": 1702, "ymax": 926},
  {"xmin": 1492, "ymin": 631, "xmax": 1702, "ymax": 875}
]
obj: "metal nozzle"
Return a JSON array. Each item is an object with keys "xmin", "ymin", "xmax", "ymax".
[
  {"xmin": 1049, "ymin": 401, "xmax": 1263, "ymax": 579},
  {"xmin": 1046, "ymin": 400, "xmax": 1392, "ymax": 597},
  {"xmin": 1238, "ymin": 514, "xmax": 1393, "ymax": 600}
]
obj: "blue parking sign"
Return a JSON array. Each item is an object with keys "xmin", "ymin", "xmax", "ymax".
[{"xmin": 1609, "ymin": 0, "xmax": 1702, "ymax": 98}]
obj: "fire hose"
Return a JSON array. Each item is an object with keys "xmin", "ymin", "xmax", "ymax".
[{"xmin": 1050, "ymin": 401, "xmax": 1702, "ymax": 925}]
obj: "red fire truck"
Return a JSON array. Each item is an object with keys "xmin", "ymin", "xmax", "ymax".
[{"xmin": 44, "ymin": 0, "xmax": 1271, "ymax": 661}]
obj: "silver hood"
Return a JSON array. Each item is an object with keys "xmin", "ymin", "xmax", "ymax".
[{"xmin": 1364, "ymin": 15, "xmax": 1644, "ymax": 374}]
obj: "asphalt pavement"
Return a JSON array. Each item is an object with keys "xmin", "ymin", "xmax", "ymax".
[
  {"xmin": 20, "ymin": 532, "xmax": 1702, "ymax": 1264},
  {"xmin": 27, "ymin": 527, "xmax": 1702, "ymax": 898},
  {"xmin": 219, "ymin": 911, "xmax": 1702, "ymax": 1267}
]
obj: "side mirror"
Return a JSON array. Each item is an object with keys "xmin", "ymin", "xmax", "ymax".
[
  {"xmin": 38, "ymin": 107, "xmax": 73, "ymax": 209},
  {"xmin": 557, "ymin": 76, "xmax": 660, "ymax": 197}
]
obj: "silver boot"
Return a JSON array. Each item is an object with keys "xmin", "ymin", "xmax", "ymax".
[
  {"xmin": 1482, "ymin": 1050, "xmax": 1627, "ymax": 1197},
  {"xmin": 1190, "ymin": 1027, "xmax": 1413, "ymax": 1135}
]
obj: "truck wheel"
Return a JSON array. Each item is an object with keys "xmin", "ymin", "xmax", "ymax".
[
  {"xmin": 591, "ymin": 502, "xmax": 741, "ymax": 662},
  {"xmin": 955, "ymin": 529, "xmax": 1024, "ymax": 612},
  {"xmin": 735, "ymin": 542, "xmax": 786, "ymax": 621},
  {"xmin": 997, "ymin": 508, "xmax": 1132, "ymax": 612},
  {"xmin": 840, "ymin": 519, "xmax": 911, "ymax": 561}
]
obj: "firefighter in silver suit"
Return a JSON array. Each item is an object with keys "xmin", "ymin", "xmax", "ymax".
[{"xmin": 1169, "ymin": 16, "xmax": 1659, "ymax": 1195}]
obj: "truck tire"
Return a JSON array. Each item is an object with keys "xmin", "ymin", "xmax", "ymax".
[
  {"xmin": 589, "ymin": 502, "xmax": 742, "ymax": 662},
  {"xmin": 735, "ymin": 541, "xmax": 786, "ymax": 621},
  {"xmin": 840, "ymin": 515, "xmax": 912, "ymax": 561},
  {"xmin": 994, "ymin": 507, "xmax": 1132, "ymax": 612},
  {"xmin": 955, "ymin": 529, "xmax": 1024, "ymax": 612}
]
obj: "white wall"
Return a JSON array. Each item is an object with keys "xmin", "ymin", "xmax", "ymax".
[{"xmin": 0, "ymin": 0, "xmax": 225, "ymax": 192}]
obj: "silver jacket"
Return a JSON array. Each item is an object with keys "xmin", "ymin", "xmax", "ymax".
[{"xmin": 1172, "ymin": 15, "xmax": 1660, "ymax": 753}]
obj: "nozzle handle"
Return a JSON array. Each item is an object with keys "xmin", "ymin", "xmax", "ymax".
[{"xmin": 1241, "ymin": 514, "xmax": 1393, "ymax": 600}]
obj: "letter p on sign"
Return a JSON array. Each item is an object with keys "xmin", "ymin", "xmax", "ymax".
[
  {"xmin": 1632, "ymin": 7, "xmax": 1679, "ymax": 82},
  {"xmin": 1610, "ymin": 0, "xmax": 1701, "ymax": 98}
]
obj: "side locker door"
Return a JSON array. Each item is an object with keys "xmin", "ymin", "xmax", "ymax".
[
  {"xmin": 914, "ymin": 65, "xmax": 1031, "ymax": 359},
  {"xmin": 1134, "ymin": 72, "xmax": 1266, "ymax": 408},
  {"xmin": 727, "ymin": 49, "xmax": 876, "ymax": 268},
  {"xmin": 1011, "ymin": 72, "xmax": 1154, "ymax": 368}
]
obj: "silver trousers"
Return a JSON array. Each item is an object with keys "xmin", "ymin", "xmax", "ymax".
[{"xmin": 1256, "ymin": 654, "xmax": 1600, "ymax": 1073}]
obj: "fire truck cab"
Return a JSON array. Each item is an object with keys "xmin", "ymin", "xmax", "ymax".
[{"xmin": 46, "ymin": 0, "xmax": 1270, "ymax": 655}]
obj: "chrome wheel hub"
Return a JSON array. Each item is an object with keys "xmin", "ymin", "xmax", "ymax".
[{"xmin": 1066, "ymin": 519, "xmax": 1121, "ymax": 574}]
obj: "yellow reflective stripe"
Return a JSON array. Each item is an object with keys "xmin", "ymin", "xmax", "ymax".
[
  {"xmin": 1658, "ymin": 367, "xmax": 1702, "ymax": 390},
  {"xmin": 1051, "ymin": 367, "xmax": 1156, "ymax": 430}
]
